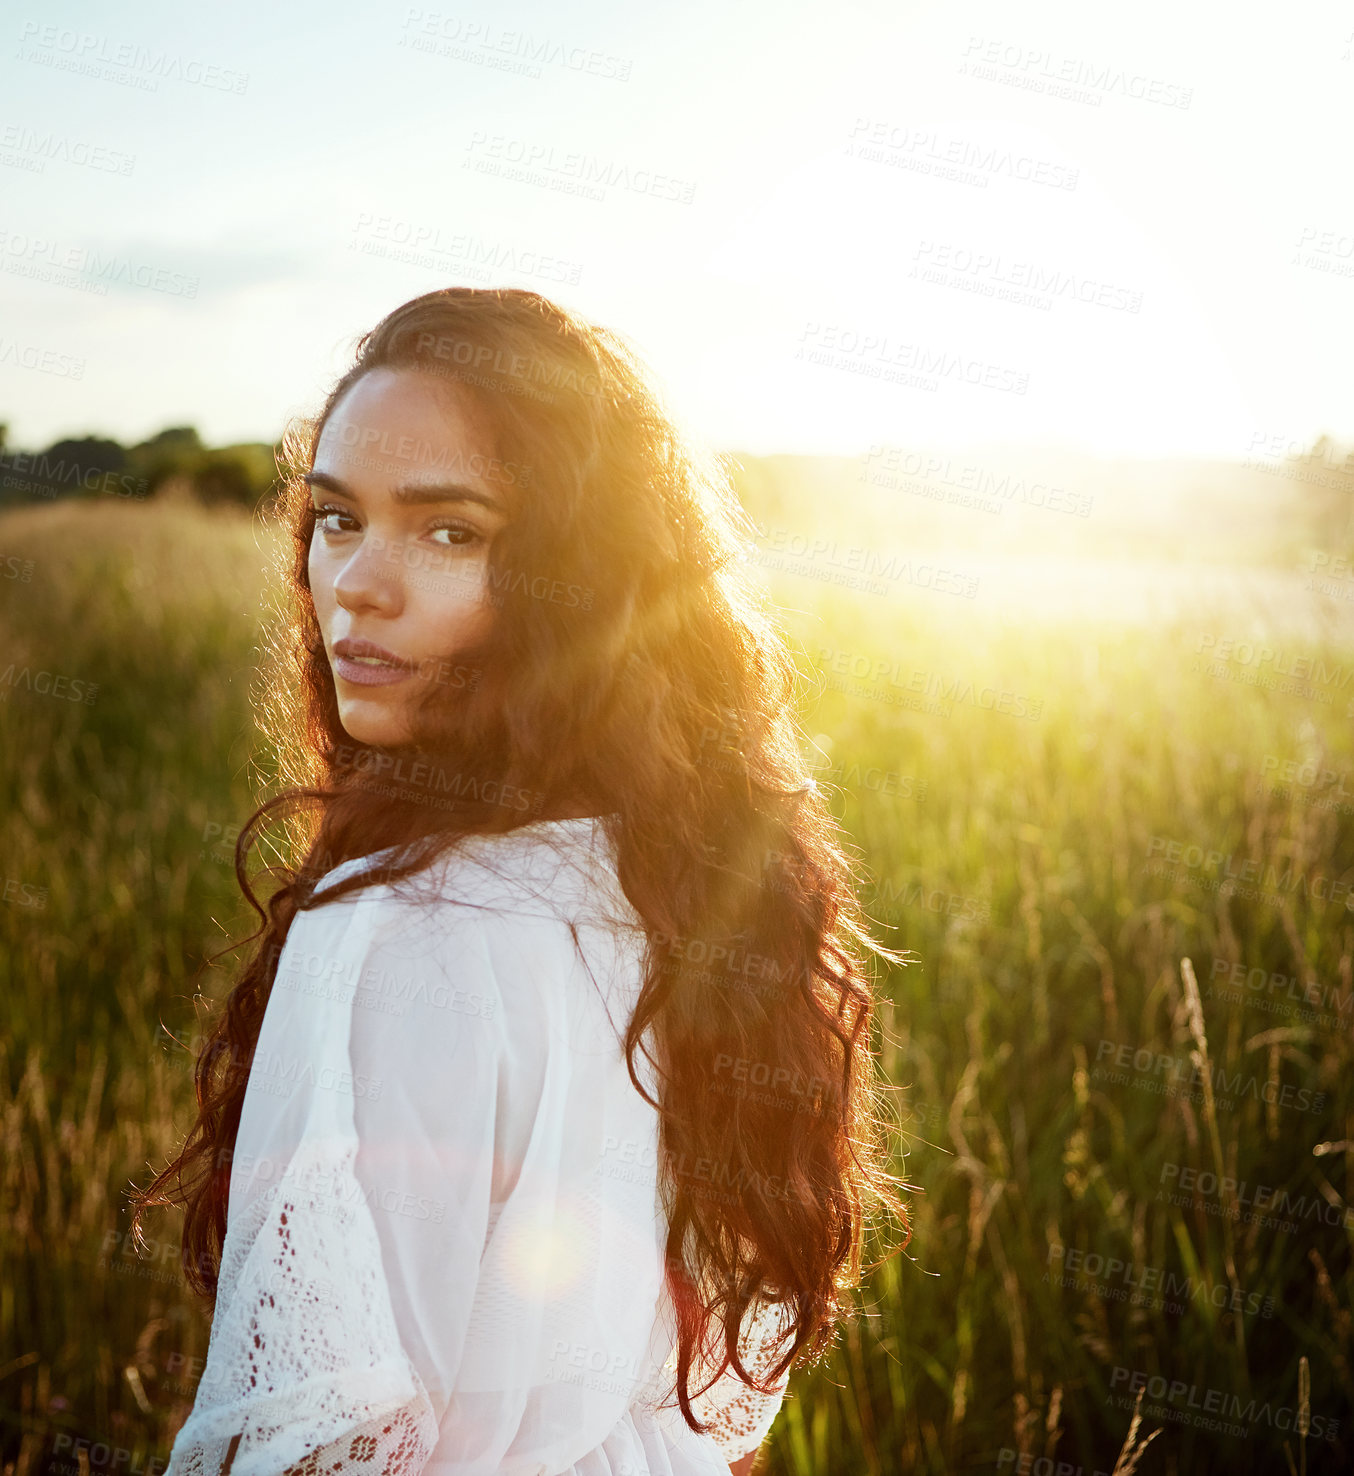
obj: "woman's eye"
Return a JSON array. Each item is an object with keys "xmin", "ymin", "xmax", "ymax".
[
  {"xmin": 314, "ymin": 504, "xmax": 358, "ymax": 535},
  {"xmin": 428, "ymin": 522, "xmax": 481, "ymax": 548}
]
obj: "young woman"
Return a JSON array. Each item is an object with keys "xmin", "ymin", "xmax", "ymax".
[{"xmin": 136, "ymin": 288, "xmax": 906, "ymax": 1475}]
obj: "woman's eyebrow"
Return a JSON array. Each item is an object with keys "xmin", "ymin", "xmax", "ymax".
[{"xmin": 303, "ymin": 469, "xmax": 504, "ymax": 513}]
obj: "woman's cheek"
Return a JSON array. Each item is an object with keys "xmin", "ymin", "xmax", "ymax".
[{"xmin": 432, "ymin": 559, "xmax": 495, "ymax": 625}]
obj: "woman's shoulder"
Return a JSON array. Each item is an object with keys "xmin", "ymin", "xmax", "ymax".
[
  {"xmin": 310, "ymin": 814, "xmax": 645, "ymax": 937},
  {"xmin": 285, "ymin": 815, "xmax": 652, "ymax": 1078}
]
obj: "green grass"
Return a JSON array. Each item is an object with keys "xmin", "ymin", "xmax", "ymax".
[{"xmin": 2, "ymin": 497, "xmax": 1350, "ymax": 1475}]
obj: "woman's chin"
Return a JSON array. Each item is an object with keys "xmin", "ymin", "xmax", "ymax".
[{"xmin": 338, "ymin": 707, "xmax": 408, "ymax": 749}]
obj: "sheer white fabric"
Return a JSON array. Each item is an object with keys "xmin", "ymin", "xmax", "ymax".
[{"xmin": 166, "ymin": 817, "xmax": 792, "ymax": 1476}]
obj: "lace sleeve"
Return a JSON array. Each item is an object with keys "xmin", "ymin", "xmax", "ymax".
[
  {"xmin": 688, "ymin": 1297, "xmax": 794, "ymax": 1464},
  {"xmin": 165, "ymin": 887, "xmax": 478, "ymax": 1476},
  {"xmin": 166, "ymin": 1138, "xmax": 440, "ymax": 1476}
]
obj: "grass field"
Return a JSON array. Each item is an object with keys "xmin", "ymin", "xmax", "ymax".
[{"xmin": 1, "ymin": 493, "xmax": 1351, "ymax": 1475}]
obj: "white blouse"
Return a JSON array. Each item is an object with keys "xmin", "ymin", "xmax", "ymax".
[{"xmin": 166, "ymin": 816, "xmax": 792, "ymax": 1476}]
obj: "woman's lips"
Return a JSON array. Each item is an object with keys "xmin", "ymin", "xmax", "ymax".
[
  {"xmin": 332, "ymin": 637, "xmax": 415, "ymax": 687},
  {"xmin": 333, "ymin": 653, "xmax": 414, "ymax": 687}
]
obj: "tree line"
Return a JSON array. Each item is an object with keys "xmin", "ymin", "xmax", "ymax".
[{"xmin": 0, "ymin": 422, "xmax": 279, "ymax": 510}]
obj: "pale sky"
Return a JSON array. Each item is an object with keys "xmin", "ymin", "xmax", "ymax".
[{"xmin": 1, "ymin": 0, "xmax": 1351, "ymax": 460}]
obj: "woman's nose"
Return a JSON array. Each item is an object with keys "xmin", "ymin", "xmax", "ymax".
[{"xmin": 333, "ymin": 535, "xmax": 404, "ymax": 615}]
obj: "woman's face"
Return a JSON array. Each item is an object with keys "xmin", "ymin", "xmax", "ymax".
[{"xmin": 307, "ymin": 366, "xmax": 514, "ymax": 748}]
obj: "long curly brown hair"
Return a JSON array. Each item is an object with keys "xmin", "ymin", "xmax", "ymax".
[{"xmin": 133, "ymin": 286, "xmax": 909, "ymax": 1433}]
